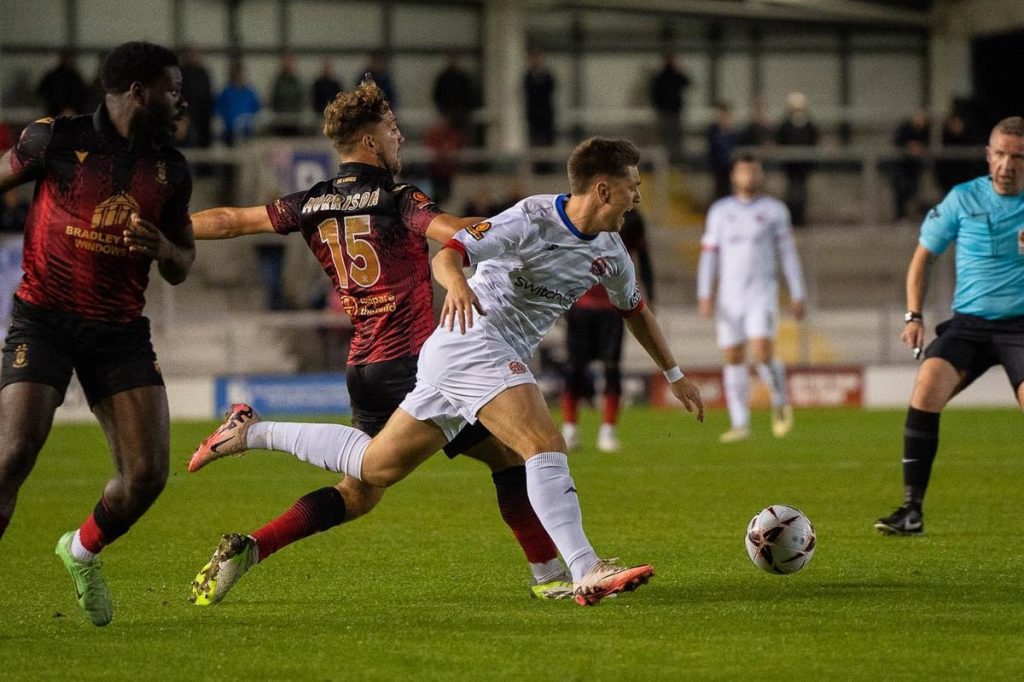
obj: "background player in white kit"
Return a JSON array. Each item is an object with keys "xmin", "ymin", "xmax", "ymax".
[
  {"xmin": 697, "ymin": 154, "xmax": 806, "ymax": 443},
  {"xmin": 190, "ymin": 137, "xmax": 704, "ymax": 606}
]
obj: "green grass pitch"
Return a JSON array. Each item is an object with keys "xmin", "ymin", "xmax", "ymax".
[{"xmin": 1, "ymin": 407, "xmax": 1021, "ymax": 680}]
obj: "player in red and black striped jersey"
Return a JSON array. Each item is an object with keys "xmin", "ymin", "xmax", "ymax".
[
  {"xmin": 186, "ymin": 79, "xmax": 569, "ymax": 605},
  {"xmin": 0, "ymin": 42, "xmax": 195, "ymax": 626}
]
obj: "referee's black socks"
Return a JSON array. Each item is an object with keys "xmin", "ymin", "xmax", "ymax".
[{"xmin": 902, "ymin": 407, "xmax": 940, "ymax": 509}]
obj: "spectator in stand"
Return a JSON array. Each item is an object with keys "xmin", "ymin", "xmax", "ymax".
[
  {"xmin": 890, "ymin": 109, "xmax": 931, "ymax": 222},
  {"xmin": 181, "ymin": 46, "xmax": 214, "ymax": 148},
  {"xmin": 776, "ymin": 92, "xmax": 819, "ymax": 227},
  {"xmin": 215, "ymin": 62, "xmax": 261, "ymax": 147},
  {"xmin": 0, "ymin": 190, "xmax": 29, "ymax": 234},
  {"xmin": 935, "ymin": 109, "xmax": 984, "ymax": 195},
  {"xmin": 738, "ymin": 96, "xmax": 772, "ymax": 147},
  {"xmin": 36, "ymin": 50, "xmax": 87, "ymax": 117},
  {"xmin": 524, "ymin": 50, "xmax": 556, "ymax": 149},
  {"xmin": 424, "ymin": 115, "xmax": 467, "ymax": 207},
  {"xmin": 432, "ymin": 51, "xmax": 479, "ymax": 141},
  {"xmin": 270, "ymin": 52, "xmax": 304, "ymax": 136},
  {"xmin": 708, "ymin": 101, "xmax": 739, "ymax": 201},
  {"xmin": 363, "ymin": 51, "xmax": 397, "ymax": 109},
  {"xmin": 312, "ymin": 59, "xmax": 342, "ymax": 117},
  {"xmin": 650, "ymin": 52, "xmax": 691, "ymax": 167}
]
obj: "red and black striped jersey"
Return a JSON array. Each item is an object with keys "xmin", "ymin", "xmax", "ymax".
[
  {"xmin": 266, "ymin": 163, "xmax": 441, "ymax": 365},
  {"xmin": 10, "ymin": 107, "xmax": 191, "ymax": 322}
]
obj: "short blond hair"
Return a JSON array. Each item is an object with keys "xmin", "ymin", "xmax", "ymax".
[{"xmin": 322, "ymin": 78, "xmax": 391, "ymax": 153}]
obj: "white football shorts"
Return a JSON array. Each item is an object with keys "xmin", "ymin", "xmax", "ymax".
[
  {"xmin": 715, "ymin": 298, "xmax": 778, "ymax": 348},
  {"xmin": 399, "ymin": 322, "xmax": 536, "ymax": 441}
]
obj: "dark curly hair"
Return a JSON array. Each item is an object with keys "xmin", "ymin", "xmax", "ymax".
[
  {"xmin": 101, "ymin": 41, "xmax": 179, "ymax": 94},
  {"xmin": 322, "ymin": 78, "xmax": 392, "ymax": 153}
]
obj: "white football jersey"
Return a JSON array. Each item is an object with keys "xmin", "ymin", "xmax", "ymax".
[
  {"xmin": 451, "ymin": 194, "xmax": 643, "ymax": 361},
  {"xmin": 698, "ymin": 195, "xmax": 805, "ymax": 308}
]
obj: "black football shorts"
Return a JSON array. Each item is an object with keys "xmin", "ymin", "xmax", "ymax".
[
  {"xmin": 924, "ymin": 312, "xmax": 1024, "ymax": 392},
  {"xmin": 0, "ymin": 296, "xmax": 163, "ymax": 406},
  {"xmin": 346, "ymin": 353, "xmax": 491, "ymax": 456}
]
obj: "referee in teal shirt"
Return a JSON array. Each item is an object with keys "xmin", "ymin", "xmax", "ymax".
[{"xmin": 876, "ymin": 116, "xmax": 1024, "ymax": 536}]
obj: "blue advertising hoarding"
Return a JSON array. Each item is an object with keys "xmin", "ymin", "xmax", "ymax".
[{"xmin": 214, "ymin": 373, "xmax": 350, "ymax": 417}]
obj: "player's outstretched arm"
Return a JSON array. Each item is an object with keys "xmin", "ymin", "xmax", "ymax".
[
  {"xmin": 191, "ymin": 206, "xmax": 275, "ymax": 240},
  {"xmin": 424, "ymin": 214, "xmax": 484, "ymax": 245},
  {"xmin": 624, "ymin": 306, "xmax": 704, "ymax": 422},
  {"xmin": 432, "ymin": 245, "xmax": 485, "ymax": 334}
]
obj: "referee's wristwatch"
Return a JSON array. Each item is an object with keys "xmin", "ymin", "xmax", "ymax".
[{"xmin": 904, "ymin": 311, "xmax": 923, "ymax": 324}]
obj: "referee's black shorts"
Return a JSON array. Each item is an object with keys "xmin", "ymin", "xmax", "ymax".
[
  {"xmin": 345, "ymin": 354, "xmax": 491, "ymax": 457},
  {"xmin": 0, "ymin": 296, "xmax": 163, "ymax": 407},
  {"xmin": 924, "ymin": 312, "xmax": 1024, "ymax": 392}
]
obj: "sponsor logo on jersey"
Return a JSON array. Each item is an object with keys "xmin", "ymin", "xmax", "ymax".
[
  {"xmin": 75, "ymin": 150, "xmax": 89, "ymax": 163},
  {"xmin": 466, "ymin": 221, "xmax": 491, "ymax": 240},
  {"xmin": 543, "ymin": 244, "xmax": 559, "ymax": 251},
  {"xmin": 928, "ymin": 206, "xmax": 940, "ymax": 220},
  {"xmin": 63, "ymin": 192, "xmax": 137, "ymax": 257},
  {"xmin": 508, "ymin": 361, "xmax": 528, "ymax": 375},
  {"xmin": 590, "ymin": 257, "xmax": 608, "ymax": 276},
  {"xmin": 628, "ymin": 287, "xmax": 642, "ymax": 309},
  {"xmin": 513, "ymin": 276, "xmax": 583, "ymax": 306},
  {"xmin": 301, "ymin": 188, "xmax": 381, "ymax": 214},
  {"xmin": 340, "ymin": 295, "xmax": 359, "ymax": 317},
  {"xmin": 335, "ymin": 176, "xmax": 357, "ymax": 184}
]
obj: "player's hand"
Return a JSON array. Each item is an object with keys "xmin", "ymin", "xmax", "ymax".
[
  {"xmin": 901, "ymin": 320, "xmax": 925, "ymax": 357},
  {"xmin": 698, "ymin": 298, "xmax": 714, "ymax": 319},
  {"xmin": 670, "ymin": 377, "xmax": 704, "ymax": 423},
  {"xmin": 124, "ymin": 213, "xmax": 168, "ymax": 259},
  {"xmin": 440, "ymin": 281, "xmax": 486, "ymax": 334},
  {"xmin": 790, "ymin": 299, "xmax": 806, "ymax": 320}
]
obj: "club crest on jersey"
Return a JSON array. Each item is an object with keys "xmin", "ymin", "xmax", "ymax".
[
  {"xmin": 411, "ymin": 191, "xmax": 434, "ymax": 210},
  {"xmin": 467, "ymin": 221, "xmax": 491, "ymax": 240},
  {"xmin": 340, "ymin": 295, "xmax": 359, "ymax": 317},
  {"xmin": 508, "ymin": 361, "xmax": 528, "ymax": 375},
  {"xmin": 590, "ymin": 257, "xmax": 608, "ymax": 276}
]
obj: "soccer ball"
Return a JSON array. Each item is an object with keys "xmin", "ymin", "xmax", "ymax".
[{"xmin": 745, "ymin": 505, "xmax": 816, "ymax": 575}]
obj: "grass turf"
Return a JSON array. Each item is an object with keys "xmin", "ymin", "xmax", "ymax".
[{"xmin": 1, "ymin": 407, "xmax": 1021, "ymax": 680}]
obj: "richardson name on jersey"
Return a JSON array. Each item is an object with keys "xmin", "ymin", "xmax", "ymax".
[
  {"xmin": 514, "ymin": 275, "xmax": 582, "ymax": 307},
  {"xmin": 301, "ymin": 188, "xmax": 381, "ymax": 214}
]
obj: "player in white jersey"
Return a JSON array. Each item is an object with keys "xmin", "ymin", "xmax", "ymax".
[
  {"xmin": 697, "ymin": 155, "xmax": 806, "ymax": 443},
  {"xmin": 189, "ymin": 138, "xmax": 704, "ymax": 606}
]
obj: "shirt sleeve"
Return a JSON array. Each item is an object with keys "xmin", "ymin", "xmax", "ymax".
[
  {"xmin": 265, "ymin": 191, "xmax": 305, "ymax": 235},
  {"xmin": 10, "ymin": 118, "xmax": 54, "ymax": 180},
  {"xmin": 773, "ymin": 202, "xmax": 806, "ymax": 301},
  {"xmin": 159, "ymin": 160, "xmax": 193, "ymax": 237},
  {"xmin": 601, "ymin": 240, "xmax": 644, "ymax": 313},
  {"xmin": 394, "ymin": 184, "xmax": 442, "ymax": 237},
  {"xmin": 919, "ymin": 189, "xmax": 961, "ymax": 255},
  {"xmin": 450, "ymin": 204, "xmax": 526, "ymax": 264}
]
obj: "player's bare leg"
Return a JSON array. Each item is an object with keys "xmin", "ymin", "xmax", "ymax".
[
  {"xmin": 720, "ymin": 343, "xmax": 750, "ymax": 443},
  {"xmin": 476, "ymin": 384, "xmax": 652, "ymax": 606},
  {"xmin": 0, "ymin": 383, "xmax": 62, "ymax": 539},
  {"xmin": 876, "ymin": 358, "xmax": 962, "ymax": 536},
  {"xmin": 752, "ymin": 337, "xmax": 793, "ymax": 438}
]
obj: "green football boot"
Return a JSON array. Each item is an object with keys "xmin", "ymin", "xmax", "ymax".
[{"xmin": 55, "ymin": 531, "xmax": 113, "ymax": 627}]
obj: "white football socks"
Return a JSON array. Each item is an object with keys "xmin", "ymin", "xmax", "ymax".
[
  {"xmin": 524, "ymin": 452, "xmax": 597, "ymax": 582},
  {"xmin": 723, "ymin": 363, "xmax": 751, "ymax": 429},
  {"xmin": 757, "ymin": 359, "xmax": 789, "ymax": 408},
  {"xmin": 532, "ymin": 558, "xmax": 569, "ymax": 584},
  {"xmin": 246, "ymin": 422, "xmax": 369, "ymax": 479},
  {"xmin": 70, "ymin": 530, "xmax": 96, "ymax": 563}
]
